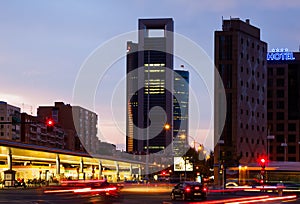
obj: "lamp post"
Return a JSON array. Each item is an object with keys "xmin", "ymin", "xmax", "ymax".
[
  {"xmin": 218, "ymin": 139, "xmax": 224, "ymax": 188},
  {"xmin": 179, "ymin": 134, "xmax": 203, "ymax": 181},
  {"xmin": 281, "ymin": 138, "xmax": 287, "ymax": 161}
]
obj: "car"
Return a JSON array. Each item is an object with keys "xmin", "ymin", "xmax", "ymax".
[{"xmin": 171, "ymin": 181, "xmax": 208, "ymax": 201}]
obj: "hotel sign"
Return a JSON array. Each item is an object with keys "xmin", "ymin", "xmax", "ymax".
[{"xmin": 267, "ymin": 48, "xmax": 295, "ymax": 61}]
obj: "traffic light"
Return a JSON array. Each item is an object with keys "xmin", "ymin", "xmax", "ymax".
[
  {"xmin": 259, "ymin": 157, "xmax": 266, "ymax": 168},
  {"xmin": 46, "ymin": 118, "xmax": 55, "ymax": 132},
  {"xmin": 258, "ymin": 157, "xmax": 267, "ymax": 182}
]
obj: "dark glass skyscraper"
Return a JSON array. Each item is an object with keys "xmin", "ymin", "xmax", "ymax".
[
  {"xmin": 173, "ymin": 69, "xmax": 189, "ymax": 156},
  {"xmin": 126, "ymin": 18, "xmax": 174, "ymax": 154}
]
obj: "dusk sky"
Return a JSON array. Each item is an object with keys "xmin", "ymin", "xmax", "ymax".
[{"xmin": 1, "ymin": 0, "xmax": 300, "ymax": 150}]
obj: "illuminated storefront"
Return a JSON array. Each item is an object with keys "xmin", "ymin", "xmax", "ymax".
[{"xmin": 0, "ymin": 141, "xmax": 143, "ymax": 184}]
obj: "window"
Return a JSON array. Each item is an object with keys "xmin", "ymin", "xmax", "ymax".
[
  {"xmin": 288, "ymin": 146, "xmax": 296, "ymax": 154},
  {"xmin": 288, "ymin": 123, "xmax": 296, "ymax": 131},
  {"xmin": 268, "ymin": 112, "xmax": 273, "ymax": 120},
  {"xmin": 276, "ymin": 112, "xmax": 284, "ymax": 120},
  {"xmin": 267, "ymin": 78, "xmax": 273, "ymax": 87},
  {"xmin": 276, "ymin": 67, "xmax": 285, "ymax": 76},
  {"xmin": 219, "ymin": 35, "xmax": 232, "ymax": 60},
  {"xmin": 276, "ymin": 134, "xmax": 285, "ymax": 143},
  {"xmin": 268, "ymin": 68, "xmax": 273, "ymax": 76},
  {"xmin": 277, "ymin": 156, "xmax": 284, "ymax": 161},
  {"xmin": 276, "ymin": 146, "xmax": 284, "ymax": 154},
  {"xmin": 277, "ymin": 79, "xmax": 284, "ymax": 87},
  {"xmin": 276, "ymin": 101, "xmax": 284, "ymax": 109},
  {"xmin": 277, "ymin": 90, "xmax": 284, "ymax": 98},
  {"xmin": 240, "ymin": 123, "xmax": 243, "ymax": 128},
  {"xmin": 267, "ymin": 90, "xmax": 273, "ymax": 98},
  {"xmin": 276, "ymin": 124, "xmax": 284, "ymax": 132},
  {"xmin": 267, "ymin": 101, "xmax": 273, "ymax": 109},
  {"xmin": 288, "ymin": 157, "xmax": 296, "ymax": 162},
  {"xmin": 241, "ymin": 66, "xmax": 243, "ymax": 72},
  {"xmin": 219, "ymin": 64, "xmax": 232, "ymax": 88},
  {"xmin": 288, "ymin": 134, "xmax": 296, "ymax": 143}
]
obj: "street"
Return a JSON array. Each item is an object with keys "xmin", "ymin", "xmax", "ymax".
[{"xmin": 0, "ymin": 187, "xmax": 298, "ymax": 204}]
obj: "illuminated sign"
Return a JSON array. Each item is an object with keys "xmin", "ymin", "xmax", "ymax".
[
  {"xmin": 267, "ymin": 48, "xmax": 295, "ymax": 61},
  {"xmin": 174, "ymin": 157, "xmax": 193, "ymax": 172}
]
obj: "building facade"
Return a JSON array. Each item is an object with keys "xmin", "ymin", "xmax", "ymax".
[
  {"xmin": 173, "ymin": 68, "xmax": 189, "ymax": 156},
  {"xmin": 126, "ymin": 18, "xmax": 174, "ymax": 154},
  {"xmin": 214, "ymin": 18, "xmax": 268, "ymax": 174},
  {"xmin": 21, "ymin": 112, "xmax": 65, "ymax": 149},
  {"xmin": 0, "ymin": 101, "xmax": 21, "ymax": 141},
  {"xmin": 267, "ymin": 50, "xmax": 300, "ymax": 162},
  {"xmin": 37, "ymin": 102, "xmax": 98, "ymax": 153}
]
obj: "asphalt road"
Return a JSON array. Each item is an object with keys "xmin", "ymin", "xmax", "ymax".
[{"xmin": 0, "ymin": 188, "xmax": 298, "ymax": 204}]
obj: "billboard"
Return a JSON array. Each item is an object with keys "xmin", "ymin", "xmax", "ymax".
[{"xmin": 174, "ymin": 157, "xmax": 193, "ymax": 171}]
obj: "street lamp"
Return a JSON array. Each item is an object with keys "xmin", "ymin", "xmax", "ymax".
[
  {"xmin": 218, "ymin": 139, "xmax": 224, "ymax": 188},
  {"xmin": 281, "ymin": 139, "xmax": 287, "ymax": 161},
  {"xmin": 179, "ymin": 134, "xmax": 203, "ymax": 180}
]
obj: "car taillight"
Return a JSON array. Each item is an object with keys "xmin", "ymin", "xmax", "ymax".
[
  {"xmin": 203, "ymin": 187, "xmax": 207, "ymax": 192},
  {"xmin": 195, "ymin": 186, "xmax": 199, "ymax": 190},
  {"xmin": 185, "ymin": 187, "xmax": 191, "ymax": 192}
]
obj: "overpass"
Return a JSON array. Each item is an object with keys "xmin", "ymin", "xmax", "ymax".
[{"xmin": 0, "ymin": 139, "xmax": 146, "ymax": 183}]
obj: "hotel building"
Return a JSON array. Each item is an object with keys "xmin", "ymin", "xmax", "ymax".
[
  {"xmin": 267, "ymin": 50, "xmax": 300, "ymax": 162},
  {"xmin": 214, "ymin": 18, "xmax": 268, "ymax": 174}
]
